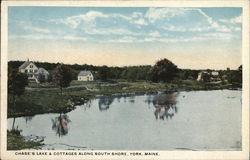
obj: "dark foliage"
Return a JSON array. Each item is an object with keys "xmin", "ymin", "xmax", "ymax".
[
  {"xmin": 150, "ymin": 58, "xmax": 179, "ymax": 82},
  {"xmin": 8, "ymin": 67, "xmax": 28, "ymax": 96},
  {"xmin": 52, "ymin": 64, "xmax": 73, "ymax": 94},
  {"xmin": 98, "ymin": 65, "xmax": 110, "ymax": 81},
  {"xmin": 37, "ymin": 73, "xmax": 45, "ymax": 83}
]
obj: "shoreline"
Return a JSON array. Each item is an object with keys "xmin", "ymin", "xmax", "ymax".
[{"xmin": 7, "ymin": 81, "xmax": 241, "ymax": 119}]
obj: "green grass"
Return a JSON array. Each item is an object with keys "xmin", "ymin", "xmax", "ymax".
[
  {"xmin": 70, "ymin": 80, "xmax": 112, "ymax": 86},
  {"xmin": 8, "ymin": 89, "xmax": 79, "ymax": 118},
  {"xmin": 7, "ymin": 129, "xmax": 43, "ymax": 150},
  {"xmin": 28, "ymin": 81, "xmax": 55, "ymax": 88}
]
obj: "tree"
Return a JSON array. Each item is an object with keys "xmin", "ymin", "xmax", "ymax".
[
  {"xmin": 8, "ymin": 67, "xmax": 28, "ymax": 129},
  {"xmin": 202, "ymin": 72, "xmax": 210, "ymax": 82},
  {"xmin": 52, "ymin": 64, "xmax": 73, "ymax": 95},
  {"xmin": 150, "ymin": 58, "xmax": 179, "ymax": 82},
  {"xmin": 98, "ymin": 65, "xmax": 110, "ymax": 81},
  {"xmin": 37, "ymin": 73, "xmax": 45, "ymax": 83}
]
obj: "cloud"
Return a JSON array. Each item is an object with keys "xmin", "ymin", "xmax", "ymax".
[
  {"xmin": 161, "ymin": 25, "xmax": 187, "ymax": 32},
  {"xmin": 133, "ymin": 18, "xmax": 147, "ymax": 25},
  {"xmin": 9, "ymin": 34, "xmax": 87, "ymax": 41},
  {"xmin": 153, "ymin": 8, "xmax": 235, "ymax": 33},
  {"xmin": 49, "ymin": 8, "xmax": 240, "ymax": 39},
  {"xmin": 108, "ymin": 36, "xmax": 140, "ymax": 43},
  {"xmin": 24, "ymin": 26, "xmax": 51, "ymax": 33},
  {"xmin": 219, "ymin": 15, "xmax": 242, "ymax": 24},
  {"xmin": 201, "ymin": 33, "xmax": 233, "ymax": 40},
  {"xmin": 51, "ymin": 11, "xmax": 108, "ymax": 28},
  {"xmin": 51, "ymin": 10, "xmax": 147, "ymax": 30},
  {"xmin": 11, "ymin": 20, "xmax": 52, "ymax": 34},
  {"xmin": 145, "ymin": 8, "xmax": 185, "ymax": 23},
  {"xmin": 106, "ymin": 31, "xmax": 234, "ymax": 44},
  {"xmin": 85, "ymin": 28, "xmax": 135, "ymax": 35},
  {"xmin": 10, "ymin": 8, "xmax": 241, "ymax": 44},
  {"xmin": 148, "ymin": 31, "xmax": 161, "ymax": 37},
  {"xmin": 187, "ymin": 8, "xmax": 233, "ymax": 32}
]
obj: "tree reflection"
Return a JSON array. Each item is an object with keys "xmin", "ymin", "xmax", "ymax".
[
  {"xmin": 98, "ymin": 94, "xmax": 138, "ymax": 111},
  {"xmin": 51, "ymin": 114, "xmax": 71, "ymax": 137},
  {"xmin": 24, "ymin": 116, "xmax": 34, "ymax": 125},
  {"xmin": 128, "ymin": 95, "xmax": 135, "ymax": 103},
  {"xmin": 98, "ymin": 96, "xmax": 115, "ymax": 111},
  {"xmin": 153, "ymin": 92, "xmax": 178, "ymax": 120}
]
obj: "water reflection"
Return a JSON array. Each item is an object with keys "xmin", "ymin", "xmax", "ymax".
[
  {"xmin": 24, "ymin": 116, "xmax": 34, "ymax": 125},
  {"xmin": 97, "ymin": 92, "xmax": 178, "ymax": 120},
  {"xmin": 98, "ymin": 96, "xmax": 115, "ymax": 111},
  {"xmin": 98, "ymin": 94, "xmax": 137, "ymax": 111},
  {"xmin": 82, "ymin": 99, "xmax": 92, "ymax": 111},
  {"xmin": 153, "ymin": 92, "xmax": 178, "ymax": 120},
  {"xmin": 51, "ymin": 114, "xmax": 71, "ymax": 137}
]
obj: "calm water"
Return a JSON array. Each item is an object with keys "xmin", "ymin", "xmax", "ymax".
[{"xmin": 7, "ymin": 90, "xmax": 242, "ymax": 150}]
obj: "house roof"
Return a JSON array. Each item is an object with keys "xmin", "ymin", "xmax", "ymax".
[
  {"xmin": 19, "ymin": 61, "xmax": 34, "ymax": 70},
  {"xmin": 78, "ymin": 71, "xmax": 92, "ymax": 76}
]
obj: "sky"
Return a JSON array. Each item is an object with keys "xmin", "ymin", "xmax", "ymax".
[{"xmin": 8, "ymin": 7, "xmax": 242, "ymax": 69}]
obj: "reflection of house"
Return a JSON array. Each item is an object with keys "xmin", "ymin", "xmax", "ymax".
[
  {"xmin": 153, "ymin": 92, "xmax": 178, "ymax": 120},
  {"xmin": 18, "ymin": 59, "xmax": 49, "ymax": 83},
  {"xmin": 78, "ymin": 71, "xmax": 94, "ymax": 81}
]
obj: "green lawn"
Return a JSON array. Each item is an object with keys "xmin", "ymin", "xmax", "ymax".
[
  {"xmin": 70, "ymin": 80, "xmax": 112, "ymax": 86},
  {"xmin": 28, "ymin": 81, "xmax": 55, "ymax": 88},
  {"xmin": 28, "ymin": 80, "xmax": 114, "ymax": 88}
]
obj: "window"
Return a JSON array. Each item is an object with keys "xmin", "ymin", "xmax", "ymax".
[
  {"xmin": 30, "ymin": 65, "xmax": 33, "ymax": 68},
  {"xmin": 25, "ymin": 70, "xmax": 28, "ymax": 73}
]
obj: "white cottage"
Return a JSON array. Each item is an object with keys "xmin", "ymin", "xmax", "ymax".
[
  {"xmin": 18, "ymin": 59, "xmax": 49, "ymax": 83},
  {"xmin": 197, "ymin": 71, "xmax": 220, "ymax": 82},
  {"xmin": 19, "ymin": 60, "xmax": 39, "ymax": 80},
  {"xmin": 78, "ymin": 71, "xmax": 94, "ymax": 81}
]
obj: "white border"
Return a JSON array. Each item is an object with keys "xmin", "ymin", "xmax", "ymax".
[{"xmin": 1, "ymin": 1, "xmax": 249, "ymax": 160}]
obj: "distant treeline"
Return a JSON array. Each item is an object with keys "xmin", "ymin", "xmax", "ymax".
[{"xmin": 8, "ymin": 60, "xmax": 241, "ymax": 83}]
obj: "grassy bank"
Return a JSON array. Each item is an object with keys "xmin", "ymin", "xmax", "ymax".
[
  {"xmin": 7, "ymin": 129, "xmax": 43, "ymax": 150},
  {"xmin": 8, "ymin": 80, "xmax": 236, "ymax": 118}
]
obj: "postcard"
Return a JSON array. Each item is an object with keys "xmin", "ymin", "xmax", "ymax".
[{"xmin": 1, "ymin": 0, "xmax": 249, "ymax": 160}]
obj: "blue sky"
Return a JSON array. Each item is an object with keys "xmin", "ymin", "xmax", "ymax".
[{"xmin": 8, "ymin": 7, "xmax": 242, "ymax": 69}]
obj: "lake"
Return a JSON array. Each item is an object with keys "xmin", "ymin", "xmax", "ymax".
[{"xmin": 7, "ymin": 90, "xmax": 242, "ymax": 150}]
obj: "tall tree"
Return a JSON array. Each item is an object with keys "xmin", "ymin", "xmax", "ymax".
[
  {"xmin": 52, "ymin": 64, "xmax": 73, "ymax": 95},
  {"xmin": 150, "ymin": 58, "xmax": 179, "ymax": 82},
  {"xmin": 8, "ymin": 67, "xmax": 28, "ymax": 129},
  {"xmin": 98, "ymin": 65, "xmax": 110, "ymax": 81},
  {"xmin": 37, "ymin": 73, "xmax": 45, "ymax": 83}
]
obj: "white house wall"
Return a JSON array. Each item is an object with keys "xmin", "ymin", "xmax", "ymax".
[
  {"xmin": 78, "ymin": 75, "xmax": 94, "ymax": 81},
  {"xmin": 26, "ymin": 63, "xmax": 38, "ymax": 73}
]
